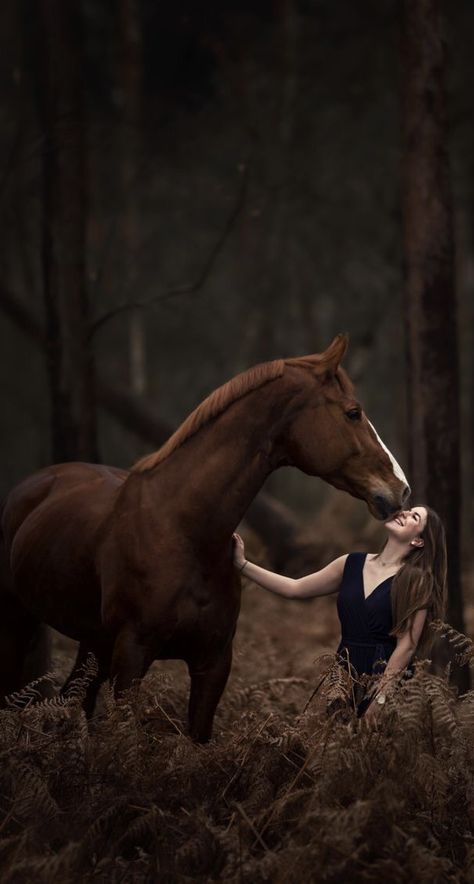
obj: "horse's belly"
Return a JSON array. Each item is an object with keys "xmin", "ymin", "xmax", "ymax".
[{"xmin": 11, "ymin": 558, "xmax": 102, "ymax": 641}]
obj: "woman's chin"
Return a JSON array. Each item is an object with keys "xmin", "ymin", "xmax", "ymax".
[{"xmin": 384, "ymin": 522, "xmax": 402, "ymax": 538}]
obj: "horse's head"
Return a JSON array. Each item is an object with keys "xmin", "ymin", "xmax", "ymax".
[{"xmin": 280, "ymin": 335, "xmax": 410, "ymax": 520}]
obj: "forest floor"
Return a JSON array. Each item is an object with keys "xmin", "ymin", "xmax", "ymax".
[{"xmin": 1, "ymin": 574, "xmax": 474, "ymax": 883}]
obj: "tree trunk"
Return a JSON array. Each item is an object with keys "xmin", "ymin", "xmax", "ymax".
[
  {"xmin": 33, "ymin": 0, "xmax": 98, "ymax": 462},
  {"xmin": 118, "ymin": 0, "xmax": 147, "ymax": 396},
  {"xmin": 253, "ymin": 0, "xmax": 300, "ymax": 360},
  {"xmin": 400, "ymin": 0, "xmax": 466, "ymax": 662}
]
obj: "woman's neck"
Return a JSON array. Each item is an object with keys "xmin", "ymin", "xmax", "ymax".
[{"xmin": 376, "ymin": 539, "xmax": 408, "ymax": 567}]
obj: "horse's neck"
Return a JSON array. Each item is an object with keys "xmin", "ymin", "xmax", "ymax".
[{"xmin": 126, "ymin": 387, "xmax": 287, "ymax": 545}]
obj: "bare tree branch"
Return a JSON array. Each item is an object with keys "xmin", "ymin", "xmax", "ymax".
[
  {"xmin": 1, "ymin": 287, "xmax": 45, "ymax": 343},
  {"xmin": 88, "ymin": 160, "xmax": 250, "ymax": 340},
  {"xmin": 97, "ymin": 380, "xmax": 170, "ymax": 446},
  {"xmin": 0, "ymin": 285, "xmax": 170, "ymax": 443}
]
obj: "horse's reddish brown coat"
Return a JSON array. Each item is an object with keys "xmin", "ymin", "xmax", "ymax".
[{"xmin": 0, "ymin": 336, "xmax": 408, "ymax": 741}]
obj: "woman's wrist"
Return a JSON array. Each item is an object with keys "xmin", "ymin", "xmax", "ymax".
[{"xmin": 239, "ymin": 560, "xmax": 248, "ymax": 573}]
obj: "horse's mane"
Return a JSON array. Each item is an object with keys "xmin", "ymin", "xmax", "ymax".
[{"xmin": 131, "ymin": 344, "xmax": 349, "ymax": 473}]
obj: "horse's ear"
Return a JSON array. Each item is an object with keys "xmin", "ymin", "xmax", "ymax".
[
  {"xmin": 320, "ymin": 333, "xmax": 348, "ymax": 374},
  {"xmin": 285, "ymin": 333, "xmax": 349, "ymax": 375}
]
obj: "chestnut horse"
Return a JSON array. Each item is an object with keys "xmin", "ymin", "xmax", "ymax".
[{"xmin": 0, "ymin": 335, "xmax": 409, "ymax": 741}]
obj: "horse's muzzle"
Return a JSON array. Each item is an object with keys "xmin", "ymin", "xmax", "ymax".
[{"xmin": 372, "ymin": 486, "xmax": 410, "ymax": 521}]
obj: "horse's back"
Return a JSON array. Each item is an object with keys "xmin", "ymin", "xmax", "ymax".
[
  {"xmin": 3, "ymin": 462, "xmax": 126, "ymax": 549},
  {"xmin": 5, "ymin": 460, "xmax": 123, "ymax": 523}
]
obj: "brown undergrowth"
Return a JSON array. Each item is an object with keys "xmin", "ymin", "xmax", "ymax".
[{"xmin": 1, "ymin": 602, "xmax": 474, "ymax": 883}]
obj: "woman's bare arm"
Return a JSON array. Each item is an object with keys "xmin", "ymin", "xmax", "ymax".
[
  {"xmin": 233, "ymin": 534, "xmax": 347, "ymax": 599},
  {"xmin": 293, "ymin": 555, "xmax": 348, "ymax": 598},
  {"xmin": 374, "ymin": 608, "xmax": 428, "ymax": 697}
]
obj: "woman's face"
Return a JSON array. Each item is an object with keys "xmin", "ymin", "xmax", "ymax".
[{"xmin": 385, "ymin": 506, "xmax": 428, "ymax": 545}]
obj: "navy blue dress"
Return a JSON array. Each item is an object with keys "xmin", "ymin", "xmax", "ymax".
[{"xmin": 336, "ymin": 552, "xmax": 397, "ymax": 714}]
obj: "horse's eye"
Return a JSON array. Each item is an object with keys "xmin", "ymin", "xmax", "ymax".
[{"xmin": 346, "ymin": 408, "xmax": 362, "ymax": 421}]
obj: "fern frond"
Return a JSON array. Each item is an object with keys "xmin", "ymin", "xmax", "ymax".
[
  {"xmin": 10, "ymin": 762, "xmax": 60, "ymax": 823},
  {"xmin": 430, "ymin": 619, "xmax": 474, "ymax": 665},
  {"xmin": 5, "ymin": 672, "xmax": 57, "ymax": 709}
]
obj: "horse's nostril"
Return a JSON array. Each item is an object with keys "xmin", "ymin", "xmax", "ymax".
[{"xmin": 373, "ymin": 495, "xmax": 390, "ymax": 520}]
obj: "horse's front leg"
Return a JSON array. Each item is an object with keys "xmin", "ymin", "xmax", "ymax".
[
  {"xmin": 187, "ymin": 643, "xmax": 233, "ymax": 743},
  {"xmin": 110, "ymin": 627, "xmax": 150, "ymax": 697}
]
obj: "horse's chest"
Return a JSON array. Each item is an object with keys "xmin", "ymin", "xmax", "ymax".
[
  {"xmin": 185, "ymin": 588, "xmax": 237, "ymax": 627},
  {"xmin": 176, "ymin": 578, "xmax": 240, "ymax": 637},
  {"xmin": 188, "ymin": 582, "xmax": 214, "ymax": 608},
  {"xmin": 146, "ymin": 583, "xmax": 238, "ymax": 664}
]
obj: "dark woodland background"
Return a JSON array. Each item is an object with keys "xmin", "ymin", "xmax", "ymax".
[
  {"xmin": 0, "ymin": 3, "xmax": 473, "ymax": 638},
  {"xmin": 2, "ymin": 3, "xmax": 474, "ymax": 881}
]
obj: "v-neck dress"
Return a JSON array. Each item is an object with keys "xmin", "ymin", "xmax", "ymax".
[{"xmin": 336, "ymin": 552, "xmax": 397, "ymax": 679}]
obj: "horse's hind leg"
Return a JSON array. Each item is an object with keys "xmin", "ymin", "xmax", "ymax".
[
  {"xmin": 60, "ymin": 642, "xmax": 110, "ymax": 718},
  {"xmin": 0, "ymin": 507, "xmax": 52, "ymax": 704},
  {"xmin": 187, "ymin": 644, "xmax": 233, "ymax": 743},
  {"xmin": 0, "ymin": 592, "xmax": 52, "ymax": 705}
]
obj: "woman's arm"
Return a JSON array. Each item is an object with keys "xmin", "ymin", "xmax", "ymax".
[
  {"xmin": 374, "ymin": 608, "xmax": 428, "ymax": 698},
  {"xmin": 233, "ymin": 534, "xmax": 347, "ymax": 599}
]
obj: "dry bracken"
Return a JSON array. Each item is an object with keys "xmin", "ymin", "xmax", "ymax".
[{"xmin": 0, "ymin": 611, "xmax": 473, "ymax": 883}]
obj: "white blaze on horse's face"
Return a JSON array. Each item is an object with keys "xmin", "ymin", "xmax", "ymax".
[{"xmin": 367, "ymin": 420, "xmax": 409, "ymax": 487}]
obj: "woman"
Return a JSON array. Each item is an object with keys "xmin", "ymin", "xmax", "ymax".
[{"xmin": 233, "ymin": 506, "xmax": 447, "ymax": 719}]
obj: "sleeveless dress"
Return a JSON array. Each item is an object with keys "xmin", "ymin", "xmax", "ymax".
[{"xmin": 335, "ymin": 552, "xmax": 397, "ymax": 715}]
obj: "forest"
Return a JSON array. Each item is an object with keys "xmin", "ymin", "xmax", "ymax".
[{"xmin": 0, "ymin": 0, "xmax": 473, "ymax": 881}]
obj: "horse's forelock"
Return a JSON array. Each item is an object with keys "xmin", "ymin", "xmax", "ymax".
[
  {"xmin": 284, "ymin": 355, "xmax": 354, "ymax": 398},
  {"xmin": 334, "ymin": 366, "xmax": 355, "ymax": 398}
]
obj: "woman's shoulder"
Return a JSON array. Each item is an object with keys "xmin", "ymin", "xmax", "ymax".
[
  {"xmin": 338, "ymin": 551, "xmax": 366, "ymax": 575},
  {"xmin": 346, "ymin": 551, "xmax": 368, "ymax": 563}
]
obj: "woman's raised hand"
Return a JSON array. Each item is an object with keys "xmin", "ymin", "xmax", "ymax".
[{"xmin": 232, "ymin": 533, "xmax": 246, "ymax": 569}]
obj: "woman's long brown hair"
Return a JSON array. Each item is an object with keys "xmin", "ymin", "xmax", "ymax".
[{"xmin": 378, "ymin": 507, "xmax": 448, "ymax": 658}]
